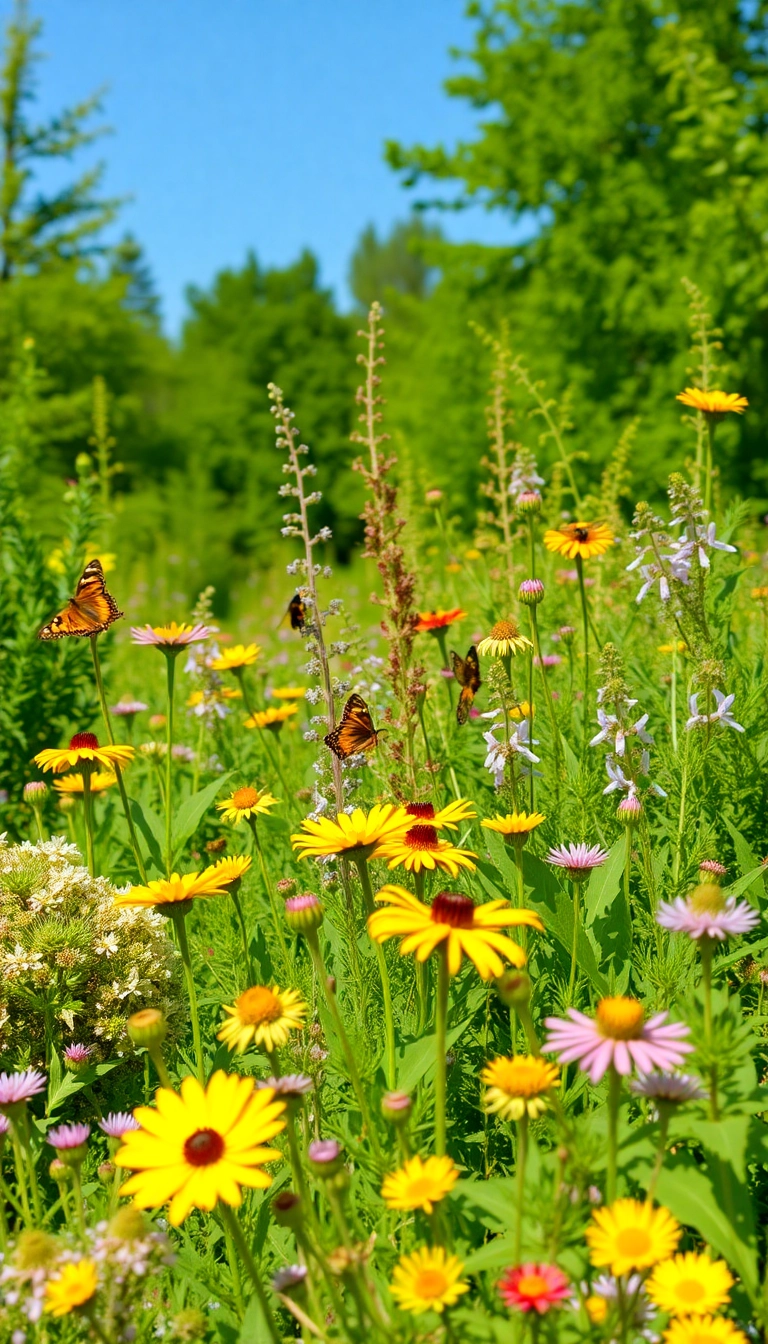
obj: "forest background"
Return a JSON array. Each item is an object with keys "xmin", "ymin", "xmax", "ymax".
[{"xmin": 1, "ymin": 0, "xmax": 767, "ymax": 618}]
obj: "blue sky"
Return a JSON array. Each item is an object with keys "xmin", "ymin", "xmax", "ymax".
[{"xmin": 4, "ymin": 1, "xmax": 516, "ymax": 333}]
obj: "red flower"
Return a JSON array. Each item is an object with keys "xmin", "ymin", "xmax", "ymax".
[
  {"xmin": 415, "ymin": 608, "xmax": 467, "ymax": 633},
  {"xmin": 499, "ymin": 1263, "xmax": 570, "ymax": 1314}
]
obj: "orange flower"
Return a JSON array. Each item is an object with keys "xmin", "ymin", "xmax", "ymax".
[
  {"xmin": 676, "ymin": 388, "xmax": 748, "ymax": 418},
  {"xmin": 415, "ymin": 608, "xmax": 467, "ymax": 633}
]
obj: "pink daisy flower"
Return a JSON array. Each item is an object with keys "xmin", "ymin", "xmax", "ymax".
[
  {"xmin": 546, "ymin": 842, "xmax": 609, "ymax": 880},
  {"xmin": 499, "ymin": 1263, "xmax": 570, "ymax": 1314},
  {"xmin": 130, "ymin": 622, "xmax": 215, "ymax": 648},
  {"xmin": 46, "ymin": 1122, "xmax": 90, "ymax": 1150},
  {"xmin": 63, "ymin": 1043, "xmax": 91, "ymax": 1067},
  {"xmin": 657, "ymin": 891, "xmax": 759, "ymax": 941},
  {"xmin": 0, "ymin": 1069, "xmax": 46, "ymax": 1110},
  {"xmin": 543, "ymin": 997, "xmax": 692, "ymax": 1084},
  {"xmin": 99, "ymin": 1112, "xmax": 141, "ymax": 1139}
]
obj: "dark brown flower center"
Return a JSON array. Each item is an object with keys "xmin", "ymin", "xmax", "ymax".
[
  {"xmin": 406, "ymin": 802, "xmax": 436, "ymax": 820},
  {"xmin": 183, "ymin": 1128, "xmax": 225, "ymax": 1167},
  {"xmin": 574, "ymin": 528, "xmax": 590, "ymax": 542},
  {"xmin": 70, "ymin": 732, "xmax": 99, "ymax": 750},
  {"xmin": 405, "ymin": 824, "xmax": 439, "ymax": 850},
  {"xmin": 431, "ymin": 891, "xmax": 475, "ymax": 928}
]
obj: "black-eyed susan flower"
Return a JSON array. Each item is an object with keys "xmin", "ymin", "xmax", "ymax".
[
  {"xmin": 34, "ymin": 732, "xmax": 134, "ymax": 774},
  {"xmin": 291, "ymin": 804, "xmax": 409, "ymax": 861},
  {"xmin": 480, "ymin": 1055, "xmax": 559, "ymax": 1121},
  {"xmin": 381, "ymin": 1155, "xmax": 458, "ymax": 1214},
  {"xmin": 217, "ymin": 786, "xmax": 279, "ymax": 825},
  {"xmin": 482, "ymin": 811, "xmax": 545, "ymax": 844},
  {"xmin": 543, "ymin": 522, "xmax": 614, "ymax": 561},
  {"xmin": 211, "ymin": 643, "xmax": 262, "ymax": 671},
  {"xmin": 676, "ymin": 388, "xmax": 748, "ymax": 418},
  {"xmin": 45, "ymin": 1260, "xmax": 99, "ymax": 1317},
  {"xmin": 375, "ymin": 824, "xmax": 477, "ymax": 876},
  {"xmin": 369, "ymin": 886, "xmax": 543, "ymax": 979},
  {"xmin": 402, "ymin": 798, "xmax": 477, "ymax": 831},
  {"xmin": 217, "ymin": 985, "xmax": 307, "ymax": 1054},
  {"xmin": 53, "ymin": 772, "xmax": 117, "ymax": 795},
  {"xmin": 245, "ymin": 705, "xmax": 298, "ymax": 730},
  {"xmin": 586, "ymin": 1199, "xmax": 680, "ymax": 1276},
  {"xmin": 647, "ymin": 1251, "xmax": 733, "ymax": 1318},
  {"xmin": 389, "ymin": 1246, "xmax": 469, "ymax": 1315},
  {"xmin": 114, "ymin": 869, "xmax": 230, "ymax": 910},
  {"xmin": 476, "ymin": 619, "xmax": 532, "ymax": 658},
  {"xmin": 131, "ymin": 621, "xmax": 215, "ymax": 649},
  {"xmin": 114, "ymin": 1072, "xmax": 285, "ymax": 1225},
  {"xmin": 415, "ymin": 608, "xmax": 467, "ymax": 633}
]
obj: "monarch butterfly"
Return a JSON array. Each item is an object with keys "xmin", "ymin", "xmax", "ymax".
[
  {"xmin": 38, "ymin": 559, "xmax": 123, "ymax": 641},
  {"xmin": 451, "ymin": 645, "xmax": 481, "ymax": 725},
  {"xmin": 325, "ymin": 693, "xmax": 382, "ymax": 759},
  {"xmin": 287, "ymin": 593, "xmax": 306, "ymax": 631}
]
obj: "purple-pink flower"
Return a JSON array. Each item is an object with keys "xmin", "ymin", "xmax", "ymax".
[
  {"xmin": 546, "ymin": 843, "xmax": 609, "ymax": 880},
  {"xmin": 99, "ymin": 1112, "xmax": 141, "ymax": 1139},
  {"xmin": 130, "ymin": 622, "xmax": 215, "ymax": 648},
  {"xmin": 543, "ymin": 997, "xmax": 692, "ymax": 1084},
  {"xmin": 699, "ymin": 859, "xmax": 727, "ymax": 879},
  {"xmin": 46, "ymin": 1121, "xmax": 91, "ymax": 1150},
  {"xmin": 656, "ymin": 892, "xmax": 759, "ymax": 941},
  {"xmin": 0, "ymin": 1069, "xmax": 46, "ymax": 1108},
  {"xmin": 109, "ymin": 697, "xmax": 148, "ymax": 716},
  {"xmin": 63, "ymin": 1044, "xmax": 91, "ymax": 1066}
]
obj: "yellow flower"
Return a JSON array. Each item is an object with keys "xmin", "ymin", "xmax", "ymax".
[
  {"xmin": 480, "ymin": 1055, "xmax": 559, "ymax": 1121},
  {"xmin": 53, "ymin": 772, "xmax": 116, "ymax": 795},
  {"xmin": 663, "ymin": 1318, "xmax": 748, "ymax": 1344},
  {"xmin": 217, "ymin": 787, "xmax": 279, "ymax": 824},
  {"xmin": 647, "ymin": 1252, "xmax": 733, "ymax": 1317},
  {"xmin": 369, "ymin": 885, "xmax": 543, "ymax": 979},
  {"xmin": 543, "ymin": 522, "xmax": 615, "ymax": 561},
  {"xmin": 465, "ymin": 548, "xmax": 482, "ymax": 560},
  {"xmin": 188, "ymin": 688, "xmax": 242, "ymax": 708},
  {"xmin": 211, "ymin": 643, "xmax": 262, "ymax": 671},
  {"xmin": 445, "ymin": 561, "xmax": 462, "ymax": 574},
  {"xmin": 291, "ymin": 804, "xmax": 409, "ymax": 860},
  {"xmin": 217, "ymin": 985, "xmax": 307, "ymax": 1054},
  {"xmin": 270, "ymin": 686, "xmax": 307, "ymax": 700},
  {"xmin": 586, "ymin": 1199, "xmax": 681, "ymax": 1277},
  {"xmin": 585, "ymin": 1295, "xmax": 608, "ymax": 1325},
  {"xmin": 375, "ymin": 823, "xmax": 477, "ymax": 876},
  {"xmin": 751, "ymin": 586, "xmax": 768, "ymax": 601},
  {"xmin": 476, "ymin": 619, "xmax": 533, "ymax": 658},
  {"xmin": 658, "ymin": 641, "xmax": 687, "ymax": 654},
  {"xmin": 114, "ymin": 869, "xmax": 230, "ymax": 910},
  {"xmin": 510, "ymin": 700, "xmax": 534, "ymax": 720},
  {"xmin": 389, "ymin": 1246, "xmax": 469, "ymax": 1315},
  {"xmin": 45, "ymin": 1259, "xmax": 98, "ymax": 1316},
  {"xmin": 482, "ymin": 811, "xmax": 545, "ymax": 840},
  {"xmin": 402, "ymin": 798, "xmax": 477, "ymax": 832},
  {"xmin": 381, "ymin": 1155, "xmax": 459, "ymax": 1214},
  {"xmin": 115, "ymin": 1071, "xmax": 285, "ymax": 1225},
  {"xmin": 245, "ymin": 705, "xmax": 298, "ymax": 730},
  {"xmin": 204, "ymin": 855, "xmax": 252, "ymax": 888},
  {"xmin": 34, "ymin": 732, "xmax": 134, "ymax": 774},
  {"xmin": 676, "ymin": 388, "xmax": 748, "ymax": 418}
]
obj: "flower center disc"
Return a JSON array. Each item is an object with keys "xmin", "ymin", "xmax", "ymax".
[
  {"xmin": 70, "ymin": 732, "xmax": 99, "ymax": 750},
  {"xmin": 689, "ymin": 882, "xmax": 726, "ymax": 916},
  {"xmin": 415, "ymin": 1270, "xmax": 448, "ymax": 1299},
  {"xmin": 495, "ymin": 1060, "xmax": 549, "ymax": 1097},
  {"xmin": 574, "ymin": 527, "xmax": 590, "ymax": 542},
  {"xmin": 406, "ymin": 1177, "xmax": 435, "ymax": 1202},
  {"xmin": 232, "ymin": 787, "xmax": 259, "ymax": 809},
  {"xmin": 614, "ymin": 1227, "xmax": 652, "ymax": 1257},
  {"xmin": 596, "ymin": 996, "xmax": 645, "ymax": 1040},
  {"xmin": 490, "ymin": 619, "xmax": 518, "ymax": 640},
  {"xmin": 236, "ymin": 985, "xmax": 283, "ymax": 1025},
  {"xmin": 405, "ymin": 824, "xmax": 440, "ymax": 850},
  {"xmin": 183, "ymin": 1128, "xmax": 225, "ymax": 1167},
  {"xmin": 431, "ymin": 892, "xmax": 475, "ymax": 928},
  {"xmin": 676, "ymin": 1280, "xmax": 705, "ymax": 1305},
  {"xmin": 517, "ymin": 1274, "xmax": 549, "ymax": 1298},
  {"xmin": 406, "ymin": 802, "xmax": 436, "ymax": 820}
]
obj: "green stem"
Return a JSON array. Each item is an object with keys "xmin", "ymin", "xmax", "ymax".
[
  {"xmin": 673, "ymin": 728, "xmax": 691, "ymax": 884},
  {"xmin": 705, "ymin": 416, "xmax": 716, "ymax": 515},
  {"xmin": 670, "ymin": 648, "xmax": 678, "ymax": 755},
  {"xmin": 606, "ymin": 1066, "xmax": 621, "ymax": 1204},
  {"xmin": 32, "ymin": 807, "xmax": 45, "ymax": 843},
  {"xmin": 164, "ymin": 653, "xmax": 176, "ymax": 879},
  {"xmin": 70, "ymin": 1163, "xmax": 87, "ymax": 1239},
  {"xmin": 647, "ymin": 1108, "xmax": 671, "ymax": 1202},
  {"xmin": 148, "ymin": 1042, "xmax": 173, "ymax": 1090},
  {"xmin": 81, "ymin": 770, "xmax": 96, "ymax": 877},
  {"xmin": 172, "ymin": 909, "xmax": 206, "ymax": 1084},
  {"xmin": 576, "ymin": 555, "xmax": 590, "ymax": 739},
  {"xmin": 567, "ymin": 879, "xmax": 581, "ymax": 1007},
  {"xmin": 355, "ymin": 859, "xmax": 395, "ymax": 1089},
  {"xmin": 9, "ymin": 1125, "xmax": 32, "ymax": 1224},
  {"xmin": 434, "ymin": 946, "xmax": 450, "ymax": 1156},
  {"xmin": 250, "ymin": 819, "xmax": 291, "ymax": 974},
  {"xmin": 515, "ymin": 1112, "xmax": 528, "ymax": 1261},
  {"xmin": 229, "ymin": 887, "xmax": 253, "ymax": 986},
  {"xmin": 700, "ymin": 937, "xmax": 719, "ymax": 1120},
  {"xmin": 90, "ymin": 634, "xmax": 148, "ymax": 882},
  {"xmin": 219, "ymin": 1203, "xmax": 281, "ymax": 1344},
  {"xmin": 530, "ymin": 604, "xmax": 563, "ymax": 777}
]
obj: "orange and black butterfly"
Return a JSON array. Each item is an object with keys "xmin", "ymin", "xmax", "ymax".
[
  {"xmin": 452, "ymin": 644, "xmax": 481, "ymax": 725},
  {"xmin": 287, "ymin": 593, "xmax": 306, "ymax": 632},
  {"xmin": 325, "ymin": 693, "xmax": 382, "ymax": 759},
  {"xmin": 38, "ymin": 559, "xmax": 123, "ymax": 641}
]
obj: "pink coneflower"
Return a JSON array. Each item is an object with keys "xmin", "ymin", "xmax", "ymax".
[
  {"xmin": 499, "ymin": 1263, "xmax": 570, "ymax": 1314},
  {"xmin": 109, "ymin": 697, "xmax": 148, "ymax": 717},
  {"xmin": 0, "ymin": 1068, "xmax": 46, "ymax": 1109},
  {"xmin": 546, "ymin": 842, "xmax": 608, "ymax": 881},
  {"xmin": 519, "ymin": 578, "xmax": 545, "ymax": 606},
  {"xmin": 63, "ymin": 1044, "xmax": 92, "ymax": 1072},
  {"xmin": 130, "ymin": 622, "xmax": 215, "ymax": 648},
  {"xmin": 543, "ymin": 997, "xmax": 692, "ymax": 1084},
  {"xmin": 699, "ymin": 859, "xmax": 727, "ymax": 879},
  {"xmin": 257, "ymin": 1074, "xmax": 313, "ymax": 1099},
  {"xmin": 629, "ymin": 1072, "xmax": 707, "ymax": 1104},
  {"xmin": 23, "ymin": 780, "xmax": 47, "ymax": 800},
  {"xmin": 617, "ymin": 796, "xmax": 643, "ymax": 823},
  {"xmin": 99, "ymin": 1112, "xmax": 140, "ymax": 1139},
  {"xmin": 46, "ymin": 1121, "xmax": 91, "ymax": 1150},
  {"xmin": 656, "ymin": 886, "xmax": 759, "ymax": 941}
]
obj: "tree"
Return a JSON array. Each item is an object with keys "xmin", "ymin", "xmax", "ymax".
[
  {"xmin": 349, "ymin": 216, "xmax": 441, "ymax": 309},
  {"xmin": 386, "ymin": 0, "xmax": 768, "ymax": 498},
  {"xmin": 0, "ymin": 0, "xmax": 121, "ymax": 280}
]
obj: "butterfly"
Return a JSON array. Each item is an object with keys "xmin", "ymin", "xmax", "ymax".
[
  {"xmin": 451, "ymin": 644, "xmax": 481, "ymax": 725},
  {"xmin": 325, "ymin": 693, "xmax": 382, "ymax": 759},
  {"xmin": 38, "ymin": 559, "xmax": 123, "ymax": 640},
  {"xmin": 287, "ymin": 593, "xmax": 306, "ymax": 632}
]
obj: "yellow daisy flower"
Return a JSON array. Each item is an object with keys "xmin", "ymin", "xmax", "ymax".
[
  {"xmin": 270, "ymin": 686, "xmax": 307, "ymax": 700},
  {"xmin": 658, "ymin": 641, "xmax": 687, "ymax": 654},
  {"xmin": 217, "ymin": 985, "xmax": 307, "ymax": 1054},
  {"xmin": 203, "ymin": 855, "xmax": 252, "ymax": 888},
  {"xmin": 245, "ymin": 705, "xmax": 298, "ymax": 730},
  {"xmin": 543, "ymin": 522, "xmax": 615, "ymax": 561},
  {"xmin": 751, "ymin": 586, "xmax": 768, "ymax": 601},
  {"xmin": 676, "ymin": 388, "xmax": 748, "ymax": 418},
  {"xmin": 663, "ymin": 1317, "xmax": 748, "ymax": 1344},
  {"xmin": 217, "ymin": 786, "xmax": 279, "ymax": 824},
  {"xmin": 389, "ymin": 1246, "xmax": 469, "ymax": 1315},
  {"xmin": 375, "ymin": 822, "xmax": 477, "ymax": 876},
  {"xmin": 510, "ymin": 701, "xmax": 534, "ymax": 720},
  {"xmin": 114, "ymin": 1071, "xmax": 285, "ymax": 1225},
  {"xmin": 482, "ymin": 811, "xmax": 545, "ymax": 842},
  {"xmin": 476, "ymin": 619, "xmax": 533, "ymax": 658},
  {"xmin": 368, "ymin": 885, "xmax": 543, "ymax": 979},
  {"xmin": 291, "ymin": 804, "xmax": 409, "ymax": 861},
  {"xmin": 34, "ymin": 732, "xmax": 134, "ymax": 774},
  {"xmin": 45, "ymin": 1260, "xmax": 98, "ymax": 1317},
  {"xmin": 114, "ymin": 869, "xmax": 230, "ymax": 910},
  {"xmin": 480, "ymin": 1055, "xmax": 559, "ymax": 1121},
  {"xmin": 647, "ymin": 1252, "xmax": 733, "ymax": 1317},
  {"xmin": 586, "ymin": 1199, "xmax": 681, "ymax": 1277},
  {"xmin": 211, "ymin": 643, "xmax": 262, "ymax": 671},
  {"xmin": 53, "ymin": 772, "xmax": 117, "ymax": 795},
  {"xmin": 381, "ymin": 1155, "xmax": 459, "ymax": 1214},
  {"xmin": 402, "ymin": 798, "xmax": 477, "ymax": 831}
]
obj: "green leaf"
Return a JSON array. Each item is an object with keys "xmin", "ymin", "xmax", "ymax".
[
  {"xmin": 655, "ymin": 1152, "xmax": 758, "ymax": 1299},
  {"xmin": 585, "ymin": 835, "xmax": 626, "ymax": 924},
  {"xmin": 462, "ymin": 1232, "xmax": 517, "ymax": 1273},
  {"xmin": 129, "ymin": 796, "xmax": 165, "ymax": 874},
  {"xmin": 524, "ymin": 855, "xmax": 608, "ymax": 994},
  {"xmin": 172, "ymin": 773, "xmax": 232, "ymax": 862},
  {"xmin": 451, "ymin": 1176, "xmax": 516, "ymax": 1229},
  {"xmin": 396, "ymin": 1017, "xmax": 472, "ymax": 1092}
]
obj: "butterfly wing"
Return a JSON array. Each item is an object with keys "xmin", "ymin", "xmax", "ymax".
[
  {"xmin": 453, "ymin": 645, "xmax": 481, "ymax": 725},
  {"xmin": 39, "ymin": 559, "xmax": 123, "ymax": 641},
  {"xmin": 288, "ymin": 593, "xmax": 306, "ymax": 631},
  {"xmin": 325, "ymin": 693, "xmax": 380, "ymax": 759}
]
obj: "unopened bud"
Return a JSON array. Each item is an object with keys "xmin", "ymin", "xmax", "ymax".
[
  {"xmin": 284, "ymin": 892, "xmax": 324, "ymax": 932},
  {"xmin": 495, "ymin": 969, "xmax": 531, "ymax": 1008},
  {"xmin": 127, "ymin": 1007, "xmax": 168, "ymax": 1047},
  {"xmin": 425, "ymin": 488, "xmax": 444, "ymax": 504},
  {"xmin": 49, "ymin": 1158, "xmax": 72, "ymax": 1184},
  {"xmin": 308, "ymin": 1139, "xmax": 344, "ymax": 1177},
  {"xmin": 557, "ymin": 625, "xmax": 577, "ymax": 646},
  {"xmin": 98, "ymin": 1161, "xmax": 116, "ymax": 1184},
  {"xmin": 518, "ymin": 578, "xmax": 545, "ymax": 606},
  {"xmin": 381, "ymin": 1091, "xmax": 412, "ymax": 1126},
  {"xmin": 276, "ymin": 877, "xmax": 297, "ymax": 898},
  {"xmin": 617, "ymin": 796, "xmax": 643, "ymax": 826},
  {"xmin": 515, "ymin": 490, "xmax": 542, "ymax": 515},
  {"xmin": 272, "ymin": 1190, "xmax": 303, "ymax": 1229}
]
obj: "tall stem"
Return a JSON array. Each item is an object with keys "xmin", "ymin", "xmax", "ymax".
[
  {"xmin": 647, "ymin": 1108, "xmax": 671, "ymax": 1202},
  {"xmin": 567, "ymin": 879, "xmax": 581, "ymax": 1007},
  {"xmin": 81, "ymin": 771, "xmax": 96, "ymax": 877},
  {"xmin": 164, "ymin": 654, "xmax": 176, "ymax": 878},
  {"xmin": 219, "ymin": 1204, "xmax": 281, "ymax": 1344},
  {"xmin": 229, "ymin": 887, "xmax": 253, "ymax": 986},
  {"xmin": 576, "ymin": 555, "xmax": 590, "ymax": 739},
  {"xmin": 515, "ymin": 1113, "xmax": 528, "ymax": 1260},
  {"xmin": 250, "ymin": 820, "xmax": 291, "ymax": 974},
  {"xmin": 530, "ymin": 604, "xmax": 563, "ymax": 780},
  {"xmin": 606, "ymin": 1066, "xmax": 621, "ymax": 1204},
  {"xmin": 670, "ymin": 647, "xmax": 679, "ymax": 755},
  {"xmin": 355, "ymin": 859, "xmax": 395, "ymax": 1089},
  {"xmin": 700, "ymin": 937, "xmax": 718, "ymax": 1120},
  {"xmin": 434, "ymin": 946, "xmax": 450, "ymax": 1156},
  {"xmin": 704, "ymin": 416, "xmax": 716, "ymax": 515},
  {"xmin": 90, "ymin": 635, "xmax": 147, "ymax": 881},
  {"xmin": 172, "ymin": 909, "xmax": 205, "ymax": 1084}
]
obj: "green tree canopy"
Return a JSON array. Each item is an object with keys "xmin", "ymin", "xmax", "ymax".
[{"xmin": 349, "ymin": 216, "xmax": 442, "ymax": 309}]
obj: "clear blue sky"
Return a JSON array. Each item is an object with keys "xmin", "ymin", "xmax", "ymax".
[{"xmin": 4, "ymin": 1, "xmax": 516, "ymax": 333}]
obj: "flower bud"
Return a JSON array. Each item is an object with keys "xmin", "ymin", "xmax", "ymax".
[
  {"xmin": 49, "ymin": 1157, "xmax": 72, "ymax": 1184},
  {"xmin": 57, "ymin": 795, "xmax": 77, "ymax": 814},
  {"xmin": 284, "ymin": 892, "xmax": 324, "ymax": 932},
  {"xmin": 127, "ymin": 1007, "xmax": 168, "ymax": 1047},
  {"xmin": 518, "ymin": 578, "xmax": 545, "ymax": 606},
  {"xmin": 276, "ymin": 877, "xmax": 297, "ymax": 898},
  {"xmin": 63, "ymin": 1043, "xmax": 92, "ymax": 1075},
  {"xmin": 699, "ymin": 859, "xmax": 727, "ymax": 882},
  {"xmin": 308, "ymin": 1138, "xmax": 344, "ymax": 1177},
  {"xmin": 381, "ymin": 1091, "xmax": 412, "ymax": 1126},
  {"xmin": 616, "ymin": 796, "xmax": 643, "ymax": 826},
  {"xmin": 272, "ymin": 1190, "xmax": 303, "ymax": 1229},
  {"xmin": 98, "ymin": 1161, "xmax": 116, "ymax": 1184},
  {"xmin": 23, "ymin": 780, "xmax": 47, "ymax": 803},
  {"xmin": 495, "ymin": 969, "xmax": 532, "ymax": 1008},
  {"xmin": 515, "ymin": 490, "xmax": 542, "ymax": 515},
  {"xmin": 425, "ymin": 488, "xmax": 444, "ymax": 504},
  {"xmin": 108, "ymin": 1207, "xmax": 148, "ymax": 1241},
  {"xmin": 556, "ymin": 624, "xmax": 577, "ymax": 646}
]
